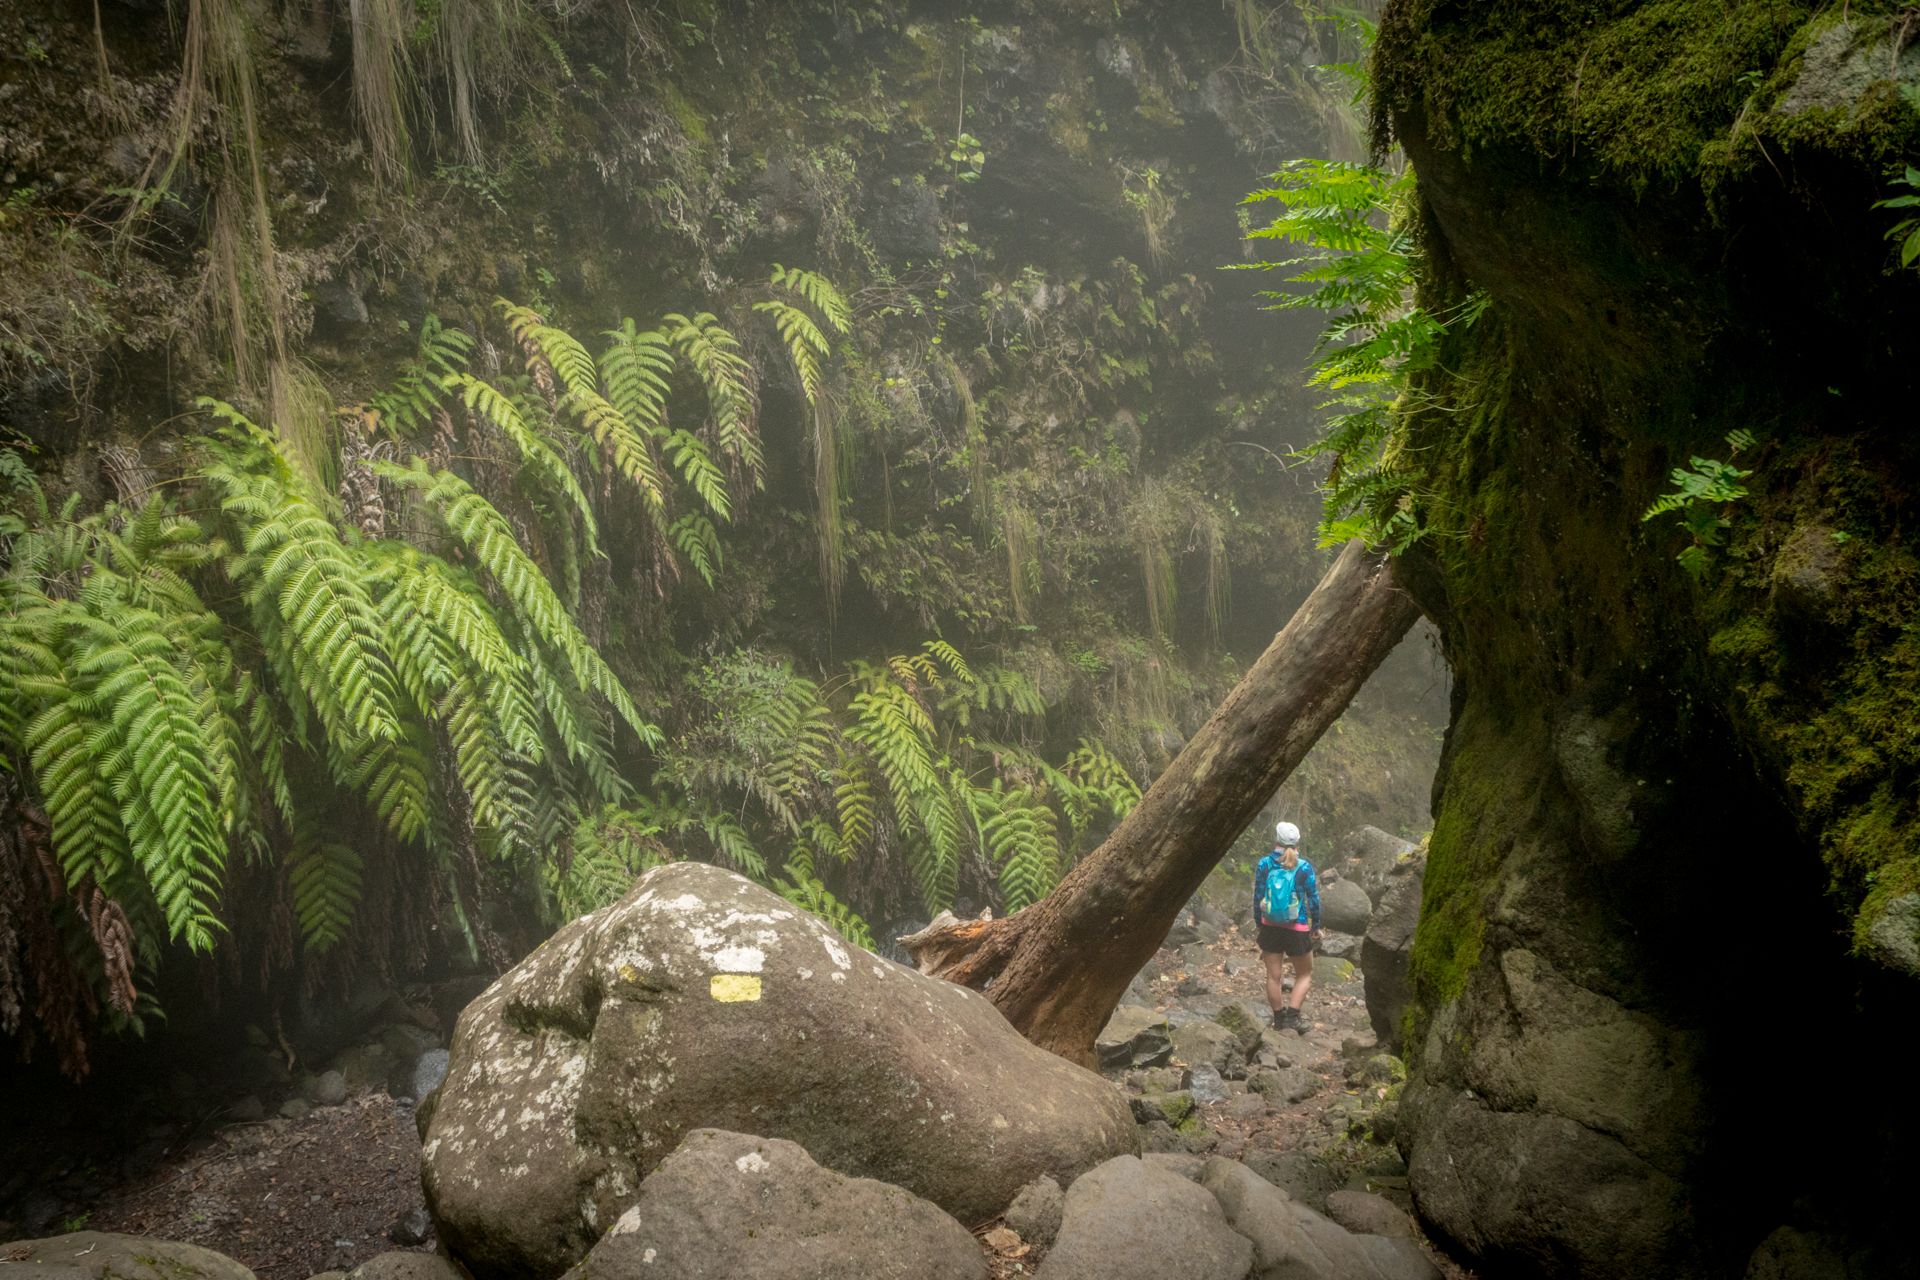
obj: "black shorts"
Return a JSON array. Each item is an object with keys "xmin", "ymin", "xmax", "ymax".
[{"xmin": 1258, "ymin": 925, "xmax": 1313, "ymax": 957}]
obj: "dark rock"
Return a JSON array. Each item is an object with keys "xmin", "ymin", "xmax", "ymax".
[
  {"xmin": 1335, "ymin": 826, "xmax": 1420, "ymax": 906},
  {"xmin": 1162, "ymin": 913, "xmax": 1201, "ymax": 948},
  {"xmin": 1222, "ymin": 1093, "xmax": 1268, "ymax": 1120},
  {"xmin": 1129, "ymin": 1091, "xmax": 1195, "ymax": 1127},
  {"xmin": 1097, "ymin": 1005, "xmax": 1174, "ymax": 1071},
  {"xmin": 868, "ymin": 178, "xmax": 944, "ymax": 263},
  {"xmin": 557, "ymin": 1130, "xmax": 984, "ymax": 1280},
  {"xmin": 343, "ymin": 1256, "xmax": 462, "ymax": 1280},
  {"xmin": 387, "ymin": 1206, "xmax": 433, "ymax": 1246},
  {"xmin": 1170, "ymin": 1020, "xmax": 1243, "ymax": 1079},
  {"xmin": 1135, "ymin": 1119, "xmax": 1206, "ymax": 1154},
  {"xmin": 423, "ymin": 862, "xmax": 1134, "ymax": 1278},
  {"xmin": 1177, "ymin": 942, "xmax": 1214, "ymax": 972},
  {"xmin": 307, "ymin": 1070, "xmax": 347, "ymax": 1106},
  {"xmin": 1315, "ymin": 930, "xmax": 1363, "ymax": 960},
  {"xmin": 379, "ymin": 1024, "xmax": 439, "ymax": 1060},
  {"xmin": 1140, "ymin": 1065, "xmax": 1189, "ymax": 1093},
  {"xmin": 331, "ymin": 1044, "xmax": 394, "ymax": 1093},
  {"xmin": 1186, "ymin": 1066, "xmax": 1229, "ymax": 1105},
  {"xmin": 279, "ymin": 1098, "xmax": 311, "ymax": 1120},
  {"xmin": 1403, "ymin": 1079, "xmax": 1693, "ymax": 1278},
  {"xmin": 1742, "ymin": 1226, "xmax": 1861, "ymax": 1280},
  {"xmin": 1199, "ymin": 1158, "xmax": 1439, "ymax": 1280},
  {"xmin": 311, "ymin": 278, "xmax": 369, "ymax": 339},
  {"xmin": 1320, "ymin": 878, "xmax": 1373, "ymax": 936},
  {"xmin": 1209, "ymin": 999, "xmax": 1266, "ymax": 1056},
  {"xmin": 0, "ymin": 1234, "xmax": 257, "ymax": 1280},
  {"xmin": 1240, "ymin": 1150, "xmax": 1341, "ymax": 1212},
  {"xmin": 228, "ymin": 1095, "xmax": 266, "ymax": 1122},
  {"xmin": 1362, "ymin": 863, "xmax": 1424, "ymax": 1049},
  {"xmin": 1003, "ymin": 1175, "xmax": 1065, "ymax": 1251},
  {"xmin": 1248, "ymin": 1066, "xmax": 1320, "ymax": 1106},
  {"xmin": 1325, "ymin": 1189, "xmax": 1417, "ymax": 1238},
  {"xmin": 405, "ymin": 1048, "xmax": 449, "ymax": 1102},
  {"xmin": 1175, "ymin": 974, "xmax": 1212, "ymax": 998},
  {"xmin": 1035, "ymin": 1156, "xmax": 1252, "ymax": 1280}
]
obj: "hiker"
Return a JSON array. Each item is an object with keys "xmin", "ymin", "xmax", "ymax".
[{"xmin": 1255, "ymin": 820, "xmax": 1321, "ymax": 1033}]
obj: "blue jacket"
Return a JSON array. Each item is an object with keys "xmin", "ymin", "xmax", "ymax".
[{"xmin": 1254, "ymin": 852, "xmax": 1320, "ymax": 929}]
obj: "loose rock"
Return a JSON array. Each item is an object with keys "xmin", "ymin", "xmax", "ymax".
[
  {"xmin": 1036, "ymin": 1156, "xmax": 1253, "ymax": 1280},
  {"xmin": 558, "ymin": 1129, "xmax": 985, "ymax": 1280}
]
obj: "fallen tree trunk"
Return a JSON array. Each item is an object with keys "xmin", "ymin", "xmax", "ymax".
[{"xmin": 903, "ymin": 539, "xmax": 1420, "ymax": 1065}]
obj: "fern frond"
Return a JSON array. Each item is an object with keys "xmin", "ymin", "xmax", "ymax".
[
  {"xmin": 664, "ymin": 428, "xmax": 731, "ymax": 522},
  {"xmin": 772, "ymin": 871, "xmax": 875, "ymax": 950},
  {"xmin": 289, "ymin": 841, "xmax": 362, "ymax": 950},
  {"xmin": 666, "ymin": 311, "xmax": 761, "ymax": 485},
  {"xmin": 769, "ymin": 264, "xmax": 852, "ymax": 335},
  {"xmin": 378, "ymin": 459, "xmax": 660, "ymax": 749},
  {"xmin": 667, "ymin": 513, "xmax": 722, "ymax": 588},
  {"xmin": 601, "ymin": 319, "xmax": 676, "ymax": 437},
  {"xmin": 445, "ymin": 372, "xmax": 602, "ymax": 553},
  {"xmin": 753, "ymin": 298, "xmax": 830, "ymax": 405}
]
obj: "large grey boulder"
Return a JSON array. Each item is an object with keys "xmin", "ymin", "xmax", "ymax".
[
  {"xmin": 1319, "ymin": 879, "xmax": 1373, "ymax": 937},
  {"xmin": 1401, "ymin": 1077, "xmax": 1693, "ymax": 1277},
  {"xmin": 422, "ymin": 862, "xmax": 1134, "ymax": 1279},
  {"xmin": 1171, "ymin": 1019, "xmax": 1246, "ymax": 1079},
  {"xmin": 1199, "ymin": 1158, "xmax": 1439, "ymax": 1280},
  {"xmin": 557, "ymin": 1129, "xmax": 985, "ymax": 1280},
  {"xmin": 1361, "ymin": 863, "xmax": 1424, "ymax": 1049},
  {"xmin": 1335, "ymin": 827, "xmax": 1419, "ymax": 906},
  {"xmin": 0, "ymin": 1235, "xmax": 255, "ymax": 1280},
  {"xmin": 1035, "ymin": 1156, "xmax": 1253, "ymax": 1280}
]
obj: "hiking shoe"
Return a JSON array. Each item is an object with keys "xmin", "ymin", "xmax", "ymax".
[
  {"xmin": 1270, "ymin": 1008, "xmax": 1288, "ymax": 1031},
  {"xmin": 1280, "ymin": 1007, "xmax": 1304, "ymax": 1034}
]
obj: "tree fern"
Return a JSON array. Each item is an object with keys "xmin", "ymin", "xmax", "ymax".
[
  {"xmin": 377, "ymin": 459, "xmax": 660, "ymax": 748},
  {"xmin": 444, "ymin": 372, "xmax": 603, "ymax": 553},
  {"xmin": 666, "ymin": 311, "xmax": 761, "ymax": 484},
  {"xmin": 772, "ymin": 870, "xmax": 875, "ymax": 951},
  {"xmin": 289, "ymin": 840, "xmax": 362, "ymax": 951},
  {"xmin": 371, "ymin": 315, "xmax": 473, "ymax": 437}
]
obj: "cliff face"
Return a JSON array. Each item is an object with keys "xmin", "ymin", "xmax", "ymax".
[{"xmin": 1374, "ymin": 3, "xmax": 1920, "ymax": 1275}]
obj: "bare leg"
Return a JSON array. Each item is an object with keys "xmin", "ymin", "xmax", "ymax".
[
  {"xmin": 1262, "ymin": 950, "xmax": 1289, "ymax": 1012},
  {"xmin": 1288, "ymin": 949, "xmax": 1314, "ymax": 1012}
]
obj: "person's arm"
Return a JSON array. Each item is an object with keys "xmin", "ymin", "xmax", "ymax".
[
  {"xmin": 1304, "ymin": 862, "xmax": 1322, "ymax": 933},
  {"xmin": 1252, "ymin": 857, "xmax": 1268, "ymax": 925}
]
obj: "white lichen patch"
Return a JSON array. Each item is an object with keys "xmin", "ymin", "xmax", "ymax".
[
  {"xmin": 711, "ymin": 944, "xmax": 765, "ymax": 973},
  {"xmin": 820, "ymin": 935, "xmax": 852, "ymax": 971},
  {"xmin": 735, "ymin": 1151, "xmax": 771, "ymax": 1174},
  {"xmin": 610, "ymin": 1205, "xmax": 645, "ymax": 1237}
]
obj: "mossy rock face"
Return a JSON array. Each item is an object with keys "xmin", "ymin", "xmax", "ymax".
[{"xmin": 1377, "ymin": 2, "xmax": 1920, "ymax": 1275}]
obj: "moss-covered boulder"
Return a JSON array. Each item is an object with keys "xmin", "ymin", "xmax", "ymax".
[
  {"xmin": 422, "ymin": 861, "xmax": 1135, "ymax": 1279},
  {"xmin": 1372, "ymin": 0, "xmax": 1920, "ymax": 1274},
  {"xmin": 0, "ymin": 1235, "xmax": 255, "ymax": 1280}
]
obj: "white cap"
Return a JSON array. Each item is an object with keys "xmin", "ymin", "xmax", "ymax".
[{"xmin": 1275, "ymin": 821, "xmax": 1301, "ymax": 847}]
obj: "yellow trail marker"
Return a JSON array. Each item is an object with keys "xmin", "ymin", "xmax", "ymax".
[{"xmin": 710, "ymin": 973, "xmax": 763, "ymax": 1002}]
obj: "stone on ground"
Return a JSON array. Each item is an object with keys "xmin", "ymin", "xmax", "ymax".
[
  {"xmin": 1361, "ymin": 862, "xmax": 1424, "ymax": 1049},
  {"xmin": 422, "ymin": 861, "xmax": 1134, "ymax": 1278},
  {"xmin": 343, "ymin": 1255, "xmax": 465, "ymax": 1280},
  {"xmin": 1335, "ymin": 827, "xmax": 1419, "ymax": 906},
  {"xmin": 1240, "ymin": 1150, "xmax": 1341, "ymax": 1212},
  {"xmin": 1003, "ymin": 1174, "xmax": 1066, "ymax": 1251},
  {"xmin": 556, "ymin": 1129, "xmax": 985, "ymax": 1280},
  {"xmin": 1324, "ymin": 1189, "xmax": 1416, "ymax": 1239},
  {"xmin": 1099, "ymin": 1005, "xmax": 1175, "ymax": 1070},
  {"xmin": 1036, "ymin": 1156, "xmax": 1253, "ymax": 1280},
  {"xmin": 1319, "ymin": 879, "xmax": 1373, "ymax": 936},
  {"xmin": 1171, "ymin": 1020, "xmax": 1245, "ymax": 1078},
  {"xmin": 1200, "ymin": 1158, "xmax": 1439, "ymax": 1280},
  {"xmin": 0, "ymin": 1235, "xmax": 256, "ymax": 1280},
  {"xmin": 1248, "ymin": 1066, "xmax": 1319, "ymax": 1106}
]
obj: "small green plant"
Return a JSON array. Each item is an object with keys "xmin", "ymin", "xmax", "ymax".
[
  {"xmin": 1872, "ymin": 165, "xmax": 1920, "ymax": 270},
  {"xmin": 1641, "ymin": 428, "xmax": 1756, "ymax": 577},
  {"xmin": 949, "ymin": 131, "xmax": 986, "ymax": 183}
]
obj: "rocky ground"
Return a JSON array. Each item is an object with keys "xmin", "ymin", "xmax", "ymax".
[{"xmin": 5, "ymin": 840, "xmax": 1461, "ymax": 1280}]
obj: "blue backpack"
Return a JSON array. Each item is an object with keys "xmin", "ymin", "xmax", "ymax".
[{"xmin": 1261, "ymin": 856, "xmax": 1311, "ymax": 926}]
